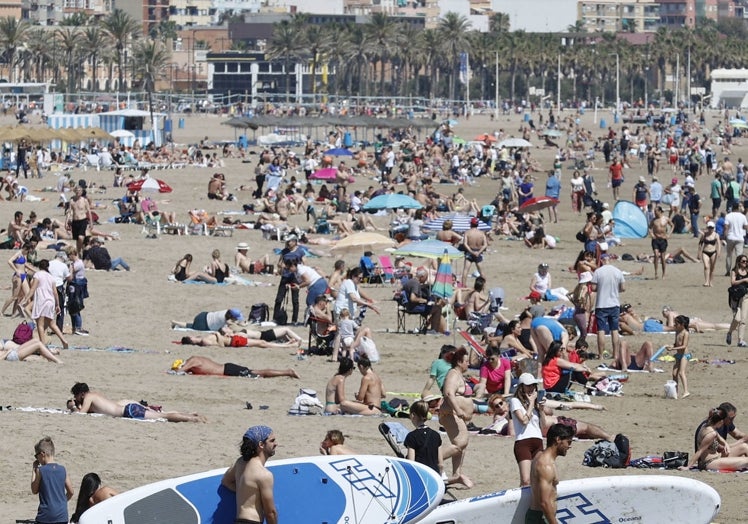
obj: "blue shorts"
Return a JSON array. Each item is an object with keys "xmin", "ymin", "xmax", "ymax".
[
  {"xmin": 595, "ymin": 306, "xmax": 620, "ymax": 333},
  {"xmin": 123, "ymin": 403, "xmax": 146, "ymax": 419}
]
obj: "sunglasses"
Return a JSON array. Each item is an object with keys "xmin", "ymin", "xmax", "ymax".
[{"xmin": 491, "ymin": 401, "xmax": 505, "ymax": 409}]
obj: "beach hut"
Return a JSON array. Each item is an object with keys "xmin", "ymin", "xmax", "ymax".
[{"xmin": 98, "ymin": 109, "xmax": 165, "ymax": 148}]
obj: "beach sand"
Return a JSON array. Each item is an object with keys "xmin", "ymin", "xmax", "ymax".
[{"xmin": 1, "ymin": 107, "xmax": 744, "ymax": 522}]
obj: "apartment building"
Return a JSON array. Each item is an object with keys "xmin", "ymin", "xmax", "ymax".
[
  {"xmin": 22, "ymin": 0, "xmax": 110, "ymax": 25},
  {"xmin": 578, "ymin": 0, "xmax": 660, "ymax": 32}
]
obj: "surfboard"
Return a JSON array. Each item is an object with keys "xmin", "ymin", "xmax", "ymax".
[
  {"xmin": 79, "ymin": 455, "xmax": 444, "ymax": 524},
  {"xmin": 420, "ymin": 475, "xmax": 720, "ymax": 524}
]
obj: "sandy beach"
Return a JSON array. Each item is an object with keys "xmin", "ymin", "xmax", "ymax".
[{"xmin": 1, "ymin": 106, "xmax": 745, "ymax": 523}]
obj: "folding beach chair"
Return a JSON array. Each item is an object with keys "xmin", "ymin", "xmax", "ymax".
[
  {"xmin": 378, "ymin": 254, "xmax": 395, "ymax": 283},
  {"xmin": 379, "ymin": 421, "xmax": 408, "ymax": 458}
]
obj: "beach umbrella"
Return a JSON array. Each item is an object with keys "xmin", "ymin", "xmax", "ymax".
[
  {"xmin": 423, "ymin": 214, "xmax": 491, "ymax": 232},
  {"xmin": 324, "ymin": 147, "xmax": 354, "ymax": 157},
  {"xmin": 127, "ymin": 177, "xmax": 173, "ymax": 193},
  {"xmin": 474, "ymin": 133, "xmax": 497, "ymax": 142},
  {"xmin": 519, "ymin": 196, "xmax": 559, "ymax": 213},
  {"xmin": 221, "ymin": 116, "xmax": 259, "ymax": 130},
  {"xmin": 732, "ymin": 121, "xmax": 748, "ymax": 130},
  {"xmin": 452, "ymin": 137, "xmax": 466, "ymax": 145},
  {"xmin": 309, "ymin": 167, "xmax": 339, "ymax": 180},
  {"xmin": 613, "ymin": 201, "xmax": 648, "ymax": 239},
  {"xmin": 330, "ymin": 232, "xmax": 395, "ymax": 254},
  {"xmin": 498, "ymin": 137, "xmax": 533, "ymax": 148},
  {"xmin": 542, "ymin": 129, "xmax": 563, "ymax": 138},
  {"xmin": 431, "ymin": 251, "xmax": 454, "ymax": 300},
  {"xmin": 110, "ymin": 129, "xmax": 135, "ymax": 138},
  {"xmin": 363, "ymin": 194, "xmax": 423, "ymax": 211},
  {"xmin": 393, "ymin": 240, "xmax": 463, "ymax": 260}
]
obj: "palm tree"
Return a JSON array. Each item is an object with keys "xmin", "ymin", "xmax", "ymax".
[
  {"xmin": 365, "ymin": 13, "xmax": 399, "ymax": 96},
  {"xmin": 0, "ymin": 17, "xmax": 31, "ymax": 83},
  {"xmin": 437, "ymin": 12, "xmax": 472, "ymax": 101},
  {"xmin": 150, "ymin": 20, "xmax": 178, "ymax": 42},
  {"xmin": 266, "ymin": 19, "xmax": 303, "ymax": 103},
  {"xmin": 301, "ymin": 21, "xmax": 334, "ymax": 98},
  {"xmin": 131, "ymin": 38, "xmax": 171, "ymax": 144},
  {"xmin": 55, "ymin": 27, "xmax": 81, "ymax": 93},
  {"xmin": 81, "ymin": 26, "xmax": 110, "ymax": 91},
  {"xmin": 101, "ymin": 9, "xmax": 141, "ymax": 92},
  {"xmin": 341, "ymin": 24, "xmax": 371, "ymax": 98}
]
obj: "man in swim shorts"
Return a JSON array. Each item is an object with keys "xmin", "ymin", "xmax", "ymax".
[
  {"xmin": 526, "ymin": 423, "xmax": 575, "ymax": 524},
  {"xmin": 176, "ymin": 356, "xmax": 300, "ymax": 379},
  {"xmin": 69, "ymin": 382, "xmax": 205, "ymax": 423},
  {"xmin": 649, "ymin": 206, "xmax": 673, "ymax": 279},
  {"xmin": 67, "ymin": 186, "xmax": 92, "ymax": 256}
]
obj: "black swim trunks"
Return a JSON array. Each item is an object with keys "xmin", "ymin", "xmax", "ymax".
[
  {"xmin": 71, "ymin": 218, "xmax": 88, "ymax": 240},
  {"xmin": 260, "ymin": 329, "xmax": 277, "ymax": 342},
  {"xmin": 123, "ymin": 403, "xmax": 146, "ymax": 419},
  {"xmin": 524, "ymin": 508, "xmax": 549, "ymax": 524},
  {"xmin": 651, "ymin": 237, "xmax": 668, "ymax": 253},
  {"xmin": 224, "ymin": 363, "xmax": 255, "ymax": 377},
  {"xmin": 235, "ymin": 519, "xmax": 262, "ymax": 524}
]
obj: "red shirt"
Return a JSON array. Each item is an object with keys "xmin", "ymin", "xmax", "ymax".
[{"xmin": 609, "ymin": 163, "xmax": 623, "ymax": 181}]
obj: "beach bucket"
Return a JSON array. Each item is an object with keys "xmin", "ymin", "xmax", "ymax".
[{"xmin": 664, "ymin": 380, "xmax": 677, "ymax": 399}]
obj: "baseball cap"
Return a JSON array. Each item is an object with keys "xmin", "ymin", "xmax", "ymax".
[
  {"xmin": 517, "ymin": 373, "xmax": 542, "ymax": 386},
  {"xmin": 639, "ymin": 176, "xmax": 646, "ymax": 183},
  {"xmin": 228, "ymin": 308, "xmax": 245, "ymax": 321},
  {"xmin": 470, "ymin": 217, "xmax": 479, "ymax": 227},
  {"xmin": 707, "ymin": 221, "xmax": 715, "ymax": 228}
]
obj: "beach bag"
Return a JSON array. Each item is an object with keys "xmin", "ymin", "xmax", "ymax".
[
  {"xmin": 382, "ymin": 398, "xmax": 410, "ymax": 418},
  {"xmin": 583, "ymin": 440, "xmax": 621, "ymax": 468},
  {"xmin": 575, "ymin": 230, "xmax": 587, "ymax": 243},
  {"xmin": 728, "ymin": 284, "xmax": 748, "ymax": 311},
  {"xmin": 288, "ymin": 388, "xmax": 323, "ymax": 415},
  {"xmin": 12, "ymin": 321, "xmax": 33, "ymax": 344},
  {"xmin": 663, "ymin": 451, "xmax": 689, "ymax": 469},
  {"xmin": 355, "ymin": 336, "xmax": 380, "ymax": 363},
  {"xmin": 587, "ymin": 312, "xmax": 598, "ymax": 335},
  {"xmin": 614, "ymin": 433, "xmax": 631, "ymax": 467},
  {"xmin": 274, "ymin": 295, "xmax": 289, "ymax": 325},
  {"xmin": 249, "ymin": 303, "xmax": 269, "ymax": 324}
]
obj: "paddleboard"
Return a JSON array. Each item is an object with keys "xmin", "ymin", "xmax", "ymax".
[
  {"xmin": 79, "ymin": 454, "xmax": 444, "ymax": 524},
  {"xmin": 420, "ymin": 475, "xmax": 720, "ymax": 524}
]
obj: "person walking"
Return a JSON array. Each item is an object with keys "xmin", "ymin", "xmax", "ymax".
[
  {"xmin": 723, "ymin": 203, "xmax": 748, "ymax": 276},
  {"xmin": 525, "ymin": 424, "xmax": 575, "ymax": 524},
  {"xmin": 273, "ymin": 236, "xmax": 304, "ymax": 325}
]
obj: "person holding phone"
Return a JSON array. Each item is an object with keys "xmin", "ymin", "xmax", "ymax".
[{"xmin": 510, "ymin": 373, "xmax": 547, "ymax": 487}]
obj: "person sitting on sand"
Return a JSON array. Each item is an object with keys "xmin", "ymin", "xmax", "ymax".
[
  {"xmin": 319, "ymin": 429, "xmax": 356, "ymax": 455},
  {"xmin": 0, "ymin": 338, "xmax": 63, "ymax": 363},
  {"xmin": 618, "ymin": 303, "xmax": 644, "ymax": 335},
  {"xmin": 174, "ymin": 355, "xmax": 300, "ymax": 379},
  {"xmin": 172, "ymin": 254, "xmax": 216, "ymax": 283},
  {"xmin": 324, "ymin": 357, "xmax": 383, "ymax": 415},
  {"xmin": 68, "ymin": 382, "xmax": 205, "ymax": 423},
  {"xmin": 610, "ymin": 339, "xmax": 655, "ymax": 372},
  {"xmin": 235, "ymin": 242, "xmax": 273, "ymax": 275}
]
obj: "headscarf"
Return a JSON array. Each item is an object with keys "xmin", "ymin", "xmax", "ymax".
[{"xmin": 243, "ymin": 425, "xmax": 273, "ymax": 445}]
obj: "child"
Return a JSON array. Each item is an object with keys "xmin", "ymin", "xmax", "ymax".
[
  {"xmin": 332, "ymin": 308, "xmax": 357, "ymax": 361},
  {"xmin": 31, "ymin": 436, "xmax": 74, "ymax": 524},
  {"xmin": 404, "ymin": 400, "xmax": 444, "ymax": 478},
  {"xmin": 666, "ymin": 314, "xmax": 691, "ymax": 399}
]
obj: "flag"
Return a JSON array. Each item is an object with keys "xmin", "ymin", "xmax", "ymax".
[{"xmin": 459, "ymin": 52, "xmax": 469, "ymax": 85}]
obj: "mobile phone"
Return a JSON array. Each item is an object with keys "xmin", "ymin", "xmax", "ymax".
[{"xmin": 537, "ymin": 390, "xmax": 546, "ymax": 403}]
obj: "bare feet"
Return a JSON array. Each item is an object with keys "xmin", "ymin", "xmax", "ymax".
[
  {"xmin": 289, "ymin": 369, "xmax": 301, "ymax": 379},
  {"xmin": 448, "ymin": 474, "xmax": 474, "ymax": 489},
  {"xmin": 681, "ymin": 392, "xmax": 691, "ymax": 399}
]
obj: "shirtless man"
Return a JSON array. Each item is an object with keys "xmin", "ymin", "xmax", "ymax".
[
  {"xmin": 649, "ymin": 205, "xmax": 673, "ymax": 279},
  {"xmin": 176, "ymin": 355, "xmax": 300, "ymax": 379},
  {"xmin": 227, "ymin": 325, "xmax": 304, "ymax": 345},
  {"xmin": 222, "ymin": 425, "xmax": 278, "ymax": 524},
  {"xmin": 69, "ymin": 382, "xmax": 205, "ymax": 422},
  {"xmin": 179, "ymin": 331, "xmax": 298, "ymax": 349},
  {"xmin": 349, "ymin": 355, "xmax": 385, "ymax": 415},
  {"xmin": 67, "ymin": 186, "xmax": 93, "ymax": 256},
  {"xmin": 319, "ymin": 429, "xmax": 356, "ymax": 456},
  {"xmin": 526, "ymin": 423, "xmax": 575, "ymax": 524},
  {"xmin": 461, "ymin": 218, "xmax": 488, "ymax": 284},
  {"xmin": 8, "ymin": 211, "xmax": 29, "ymax": 245}
]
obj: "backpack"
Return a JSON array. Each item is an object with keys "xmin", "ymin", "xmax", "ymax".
[
  {"xmin": 13, "ymin": 321, "xmax": 33, "ymax": 344},
  {"xmin": 614, "ymin": 433, "xmax": 631, "ymax": 467},
  {"xmin": 583, "ymin": 440, "xmax": 622, "ymax": 468},
  {"xmin": 249, "ymin": 303, "xmax": 269, "ymax": 324},
  {"xmin": 726, "ymin": 182, "xmax": 736, "ymax": 201}
]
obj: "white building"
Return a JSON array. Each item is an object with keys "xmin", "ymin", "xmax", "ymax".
[
  {"xmin": 264, "ymin": 0, "xmax": 344, "ymax": 14},
  {"xmin": 710, "ymin": 69, "xmax": 748, "ymax": 109}
]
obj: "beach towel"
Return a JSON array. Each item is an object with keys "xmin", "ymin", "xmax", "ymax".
[{"xmin": 643, "ymin": 319, "xmax": 664, "ymax": 332}]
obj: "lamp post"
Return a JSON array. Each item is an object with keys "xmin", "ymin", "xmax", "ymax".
[{"xmin": 615, "ymin": 52, "xmax": 620, "ymax": 117}]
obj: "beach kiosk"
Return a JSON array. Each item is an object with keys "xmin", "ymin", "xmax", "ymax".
[{"xmin": 98, "ymin": 108, "xmax": 165, "ymax": 147}]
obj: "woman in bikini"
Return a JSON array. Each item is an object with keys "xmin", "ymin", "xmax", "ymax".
[
  {"xmin": 697, "ymin": 221, "xmax": 721, "ymax": 287},
  {"xmin": 2, "ymin": 241, "xmax": 34, "ymax": 318},
  {"xmin": 666, "ymin": 315, "xmax": 691, "ymax": 399},
  {"xmin": 324, "ymin": 357, "xmax": 360, "ymax": 415},
  {"xmin": 490, "ymin": 320, "xmax": 535, "ymax": 359},
  {"xmin": 439, "ymin": 347, "xmax": 475, "ymax": 488},
  {"xmin": 685, "ymin": 407, "xmax": 748, "ymax": 471},
  {"xmin": 172, "ymin": 254, "xmax": 215, "ymax": 283},
  {"xmin": 0, "ymin": 338, "xmax": 62, "ymax": 363}
]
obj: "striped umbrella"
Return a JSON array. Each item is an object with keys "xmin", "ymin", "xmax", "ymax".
[
  {"xmin": 423, "ymin": 214, "xmax": 491, "ymax": 232},
  {"xmin": 431, "ymin": 251, "xmax": 454, "ymax": 299}
]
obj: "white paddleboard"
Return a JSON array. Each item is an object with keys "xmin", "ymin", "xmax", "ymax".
[
  {"xmin": 80, "ymin": 454, "xmax": 444, "ymax": 524},
  {"xmin": 421, "ymin": 475, "xmax": 720, "ymax": 524}
]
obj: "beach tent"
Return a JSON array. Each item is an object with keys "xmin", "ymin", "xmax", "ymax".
[{"xmin": 613, "ymin": 201, "xmax": 648, "ymax": 238}]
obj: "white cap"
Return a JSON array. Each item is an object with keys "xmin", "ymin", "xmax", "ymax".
[
  {"xmin": 517, "ymin": 373, "xmax": 542, "ymax": 386},
  {"xmin": 602, "ymin": 202, "xmax": 610, "ymax": 209},
  {"xmin": 707, "ymin": 221, "xmax": 715, "ymax": 228}
]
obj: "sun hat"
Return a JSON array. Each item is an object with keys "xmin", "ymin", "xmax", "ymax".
[
  {"xmin": 518, "ymin": 373, "xmax": 542, "ymax": 386},
  {"xmin": 236, "ymin": 242, "xmax": 249, "ymax": 251},
  {"xmin": 639, "ymin": 176, "xmax": 646, "ymax": 183},
  {"xmin": 578, "ymin": 271, "xmax": 593, "ymax": 284}
]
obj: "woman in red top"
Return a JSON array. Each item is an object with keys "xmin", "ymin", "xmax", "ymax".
[{"xmin": 541, "ymin": 341, "xmax": 590, "ymax": 393}]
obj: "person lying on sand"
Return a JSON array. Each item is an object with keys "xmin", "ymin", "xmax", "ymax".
[
  {"xmin": 0, "ymin": 339, "xmax": 63, "ymax": 363},
  {"xmin": 180, "ymin": 328, "xmax": 300, "ymax": 349},
  {"xmin": 174, "ymin": 355, "xmax": 300, "ymax": 379},
  {"xmin": 68, "ymin": 382, "xmax": 206, "ymax": 423},
  {"xmin": 224, "ymin": 325, "xmax": 304, "ymax": 346}
]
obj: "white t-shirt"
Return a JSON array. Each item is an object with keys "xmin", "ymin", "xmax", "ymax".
[
  {"xmin": 591, "ymin": 264, "xmax": 625, "ymax": 309},
  {"xmin": 334, "ymin": 279, "xmax": 360, "ymax": 316},
  {"xmin": 297, "ymin": 264, "xmax": 322, "ymax": 286},
  {"xmin": 725, "ymin": 211, "xmax": 748, "ymax": 242},
  {"xmin": 509, "ymin": 397, "xmax": 542, "ymax": 440},
  {"xmin": 206, "ymin": 310, "xmax": 228, "ymax": 331}
]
